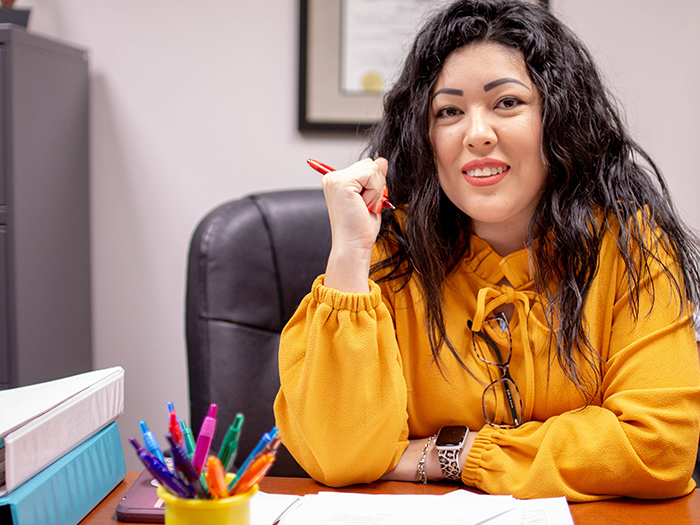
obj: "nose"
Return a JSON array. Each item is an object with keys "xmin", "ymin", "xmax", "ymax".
[{"xmin": 462, "ymin": 110, "xmax": 497, "ymax": 151}]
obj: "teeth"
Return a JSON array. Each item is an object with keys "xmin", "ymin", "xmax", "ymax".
[{"xmin": 465, "ymin": 166, "xmax": 508, "ymax": 177}]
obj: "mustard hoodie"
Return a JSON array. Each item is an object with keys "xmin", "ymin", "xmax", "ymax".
[{"xmin": 274, "ymin": 218, "xmax": 700, "ymax": 501}]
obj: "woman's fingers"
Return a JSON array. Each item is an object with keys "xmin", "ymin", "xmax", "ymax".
[
  {"xmin": 360, "ymin": 157, "xmax": 389, "ymax": 214},
  {"xmin": 321, "ymin": 157, "xmax": 387, "ymax": 251},
  {"xmin": 322, "ymin": 157, "xmax": 387, "ymax": 214}
]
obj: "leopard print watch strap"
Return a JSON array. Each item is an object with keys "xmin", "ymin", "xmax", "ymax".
[{"xmin": 437, "ymin": 448, "xmax": 462, "ymax": 481}]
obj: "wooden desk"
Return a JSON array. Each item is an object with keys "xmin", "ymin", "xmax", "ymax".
[{"xmin": 80, "ymin": 471, "xmax": 700, "ymax": 525}]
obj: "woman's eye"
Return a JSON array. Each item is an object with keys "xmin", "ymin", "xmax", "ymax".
[
  {"xmin": 496, "ymin": 97, "xmax": 523, "ymax": 110},
  {"xmin": 435, "ymin": 106, "xmax": 461, "ymax": 118}
]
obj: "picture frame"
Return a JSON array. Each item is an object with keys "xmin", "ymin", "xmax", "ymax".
[{"xmin": 298, "ymin": 0, "xmax": 548, "ymax": 132}]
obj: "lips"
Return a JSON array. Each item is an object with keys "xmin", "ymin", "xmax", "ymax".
[{"xmin": 461, "ymin": 158, "xmax": 510, "ymax": 187}]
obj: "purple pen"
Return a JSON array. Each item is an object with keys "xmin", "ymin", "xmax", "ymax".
[
  {"xmin": 192, "ymin": 403, "xmax": 217, "ymax": 475},
  {"xmin": 165, "ymin": 434, "xmax": 208, "ymax": 499},
  {"xmin": 128, "ymin": 437, "xmax": 194, "ymax": 499}
]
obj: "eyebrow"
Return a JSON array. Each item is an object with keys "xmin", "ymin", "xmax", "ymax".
[
  {"xmin": 431, "ymin": 88, "xmax": 463, "ymax": 101},
  {"xmin": 483, "ymin": 77, "xmax": 530, "ymax": 92},
  {"xmin": 431, "ymin": 78, "xmax": 530, "ymax": 101}
]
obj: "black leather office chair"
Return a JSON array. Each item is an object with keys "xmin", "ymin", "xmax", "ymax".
[{"xmin": 185, "ymin": 189, "xmax": 331, "ymax": 477}]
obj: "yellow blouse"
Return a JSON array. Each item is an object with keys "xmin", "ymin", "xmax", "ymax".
[{"xmin": 274, "ymin": 220, "xmax": 700, "ymax": 501}]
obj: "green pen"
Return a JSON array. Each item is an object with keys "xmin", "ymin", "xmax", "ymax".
[
  {"xmin": 223, "ymin": 438, "xmax": 239, "ymax": 472},
  {"xmin": 179, "ymin": 419, "xmax": 196, "ymax": 459},
  {"xmin": 219, "ymin": 413, "xmax": 244, "ymax": 469}
]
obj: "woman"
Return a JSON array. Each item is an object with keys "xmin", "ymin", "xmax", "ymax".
[{"xmin": 274, "ymin": 0, "xmax": 700, "ymax": 501}]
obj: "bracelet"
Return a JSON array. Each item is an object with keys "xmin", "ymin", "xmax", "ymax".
[{"xmin": 415, "ymin": 435, "xmax": 437, "ymax": 484}]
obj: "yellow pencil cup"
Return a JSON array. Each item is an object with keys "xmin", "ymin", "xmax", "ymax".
[{"xmin": 157, "ymin": 483, "xmax": 258, "ymax": 525}]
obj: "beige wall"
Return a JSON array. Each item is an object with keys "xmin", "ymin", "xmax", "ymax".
[
  {"xmin": 552, "ymin": 0, "xmax": 700, "ymax": 229},
  {"xmin": 21, "ymin": 0, "xmax": 699, "ymax": 469}
]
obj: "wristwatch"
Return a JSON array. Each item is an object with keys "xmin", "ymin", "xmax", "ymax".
[{"xmin": 435, "ymin": 425, "xmax": 469, "ymax": 481}]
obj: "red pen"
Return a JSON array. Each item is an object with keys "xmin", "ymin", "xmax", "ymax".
[
  {"xmin": 168, "ymin": 412, "xmax": 184, "ymax": 449},
  {"xmin": 307, "ymin": 158, "xmax": 395, "ymax": 212}
]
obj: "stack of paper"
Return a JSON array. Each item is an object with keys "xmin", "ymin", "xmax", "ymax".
[{"xmin": 274, "ymin": 490, "xmax": 574, "ymax": 525}]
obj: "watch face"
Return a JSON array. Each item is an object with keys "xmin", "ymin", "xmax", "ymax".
[{"xmin": 435, "ymin": 425, "xmax": 468, "ymax": 447}]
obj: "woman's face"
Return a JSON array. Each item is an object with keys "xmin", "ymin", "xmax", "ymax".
[{"xmin": 429, "ymin": 42, "xmax": 547, "ymax": 250}]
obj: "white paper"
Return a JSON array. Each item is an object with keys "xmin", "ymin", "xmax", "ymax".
[
  {"xmin": 277, "ymin": 490, "xmax": 538, "ymax": 525},
  {"xmin": 438, "ymin": 490, "xmax": 519, "ymax": 524},
  {"xmin": 477, "ymin": 497, "xmax": 574, "ymax": 525},
  {"xmin": 251, "ymin": 491, "xmax": 302, "ymax": 525}
]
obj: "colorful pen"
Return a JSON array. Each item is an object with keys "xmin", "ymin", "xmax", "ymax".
[
  {"xmin": 219, "ymin": 413, "xmax": 244, "ymax": 471},
  {"xmin": 166, "ymin": 434, "xmax": 208, "ymax": 499},
  {"xmin": 227, "ymin": 428, "xmax": 275, "ymax": 491},
  {"xmin": 265, "ymin": 434, "xmax": 282, "ymax": 456},
  {"xmin": 306, "ymin": 158, "xmax": 395, "ymax": 212},
  {"xmin": 230, "ymin": 453, "xmax": 276, "ymax": 496},
  {"xmin": 168, "ymin": 412, "xmax": 184, "ymax": 449},
  {"xmin": 180, "ymin": 419, "xmax": 196, "ymax": 458},
  {"xmin": 223, "ymin": 443, "xmax": 238, "ymax": 473},
  {"xmin": 205, "ymin": 455, "xmax": 229, "ymax": 499},
  {"xmin": 139, "ymin": 420, "xmax": 166, "ymax": 465},
  {"xmin": 129, "ymin": 437, "xmax": 194, "ymax": 499},
  {"xmin": 192, "ymin": 403, "xmax": 218, "ymax": 475}
]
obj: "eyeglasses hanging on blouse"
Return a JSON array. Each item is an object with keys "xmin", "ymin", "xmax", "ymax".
[{"xmin": 468, "ymin": 312, "xmax": 523, "ymax": 428}]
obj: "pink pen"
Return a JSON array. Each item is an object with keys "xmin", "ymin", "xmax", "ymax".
[{"xmin": 192, "ymin": 403, "xmax": 217, "ymax": 475}]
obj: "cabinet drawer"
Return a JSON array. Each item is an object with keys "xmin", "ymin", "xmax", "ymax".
[
  {"xmin": 0, "ymin": 43, "xmax": 4, "ymax": 206},
  {"xmin": 0, "ymin": 226, "xmax": 7, "ymax": 387}
]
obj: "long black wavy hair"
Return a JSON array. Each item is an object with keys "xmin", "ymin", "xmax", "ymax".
[{"xmin": 365, "ymin": 0, "xmax": 700, "ymax": 397}]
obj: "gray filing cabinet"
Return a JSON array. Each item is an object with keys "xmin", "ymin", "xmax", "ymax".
[{"xmin": 0, "ymin": 25, "xmax": 91, "ymax": 389}]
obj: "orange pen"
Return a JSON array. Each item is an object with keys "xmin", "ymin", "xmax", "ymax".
[
  {"xmin": 230, "ymin": 453, "xmax": 276, "ymax": 496},
  {"xmin": 205, "ymin": 456, "xmax": 229, "ymax": 499},
  {"xmin": 307, "ymin": 158, "xmax": 395, "ymax": 212}
]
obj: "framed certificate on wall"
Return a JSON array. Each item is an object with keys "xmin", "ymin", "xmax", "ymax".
[{"xmin": 298, "ymin": 0, "xmax": 548, "ymax": 132}]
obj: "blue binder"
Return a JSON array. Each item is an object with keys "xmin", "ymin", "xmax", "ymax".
[{"xmin": 0, "ymin": 422, "xmax": 126, "ymax": 525}]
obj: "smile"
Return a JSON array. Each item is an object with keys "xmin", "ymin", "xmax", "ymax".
[{"xmin": 463, "ymin": 166, "xmax": 510, "ymax": 178}]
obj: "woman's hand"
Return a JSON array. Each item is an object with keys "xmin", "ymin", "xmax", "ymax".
[{"xmin": 322, "ymin": 157, "xmax": 388, "ymax": 293}]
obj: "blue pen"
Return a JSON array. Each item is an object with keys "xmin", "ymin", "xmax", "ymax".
[
  {"xmin": 166, "ymin": 434, "xmax": 208, "ymax": 498},
  {"xmin": 139, "ymin": 421, "xmax": 166, "ymax": 465},
  {"xmin": 129, "ymin": 437, "xmax": 194, "ymax": 499},
  {"xmin": 227, "ymin": 428, "xmax": 275, "ymax": 491}
]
